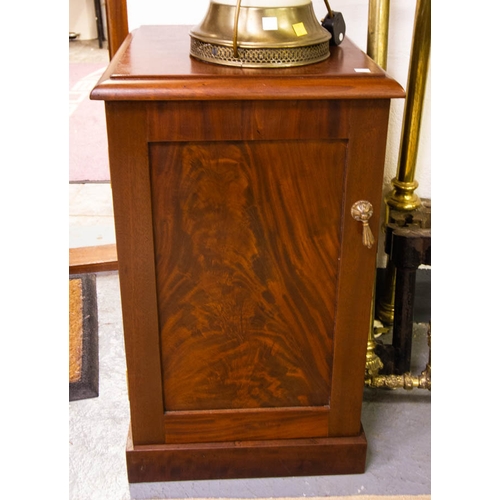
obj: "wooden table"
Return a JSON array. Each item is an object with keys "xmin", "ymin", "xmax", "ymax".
[{"xmin": 91, "ymin": 25, "xmax": 404, "ymax": 483}]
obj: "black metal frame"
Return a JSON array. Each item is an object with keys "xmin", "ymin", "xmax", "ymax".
[{"xmin": 94, "ymin": 0, "xmax": 106, "ymax": 48}]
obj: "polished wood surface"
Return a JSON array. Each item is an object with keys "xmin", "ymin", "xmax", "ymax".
[
  {"xmin": 69, "ymin": 244, "xmax": 118, "ymax": 274},
  {"xmin": 92, "ymin": 25, "xmax": 404, "ymax": 481},
  {"xmin": 92, "ymin": 25, "xmax": 404, "ymax": 101}
]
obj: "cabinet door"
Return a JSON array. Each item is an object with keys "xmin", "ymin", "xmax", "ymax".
[{"xmin": 150, "ymin": 138, "xmax": 345, "ymax": 443}]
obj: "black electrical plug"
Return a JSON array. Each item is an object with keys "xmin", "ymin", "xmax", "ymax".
[{"xmin": 322, "ymin": 10, "xmax": 346, "ymax": 46}]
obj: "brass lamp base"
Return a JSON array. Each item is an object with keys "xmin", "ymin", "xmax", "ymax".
[
  {"xmin": 190, "ymin": 1, "xmax": 332, "ymax": 68},
  {"xmin": 190, "ymin": 38, "xmax": 330, "ymax": 68}
]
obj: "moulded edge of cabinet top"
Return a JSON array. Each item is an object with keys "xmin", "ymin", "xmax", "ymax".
[{"xmin": 90, "ymin": 25, "xmax": 405, "ymax": 102}]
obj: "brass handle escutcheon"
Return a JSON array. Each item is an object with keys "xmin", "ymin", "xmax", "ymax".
[{"xmin": 351, "ymin": 200, "xmax": 375, "ymax": 249}]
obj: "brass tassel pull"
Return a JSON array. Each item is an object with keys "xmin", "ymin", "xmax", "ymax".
[{"xmin": 351, "ymin": 200, "xmax": 375, "ymax": 249}]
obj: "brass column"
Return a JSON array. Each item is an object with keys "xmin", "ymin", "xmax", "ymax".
[
  {"xmin": 364, "ymin": 0, "xmax": 390, "ymax": 373},
  {"xmin": 367, "ymin": 0, "xmax": 391, "ymax": 69},
  {"xmin": 387, "ymin": 0, "xmax": 431, "ymax": 212},
  {"xmin": 376, "ymin": 0, "xmax": 431, "ymax": 324}
]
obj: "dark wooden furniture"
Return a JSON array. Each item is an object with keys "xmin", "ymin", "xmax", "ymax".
[
  {"xmin": 91, "ymin": 25, "xmax": 404, "ymax": 483},
  {"xmin": 378, "ymin": 202, "xmax": 431, "ymax": 375}
]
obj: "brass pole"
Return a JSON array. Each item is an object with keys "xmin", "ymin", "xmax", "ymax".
[
  {"xmin": 366, "ymin": 1, "xmax": 392, "ymax": 325},
  {"xmin": 376, "ymin": 0, "xmax": 431, "ymax": 325},
  {"xmin": 367, "ymin": 0, "xmax": 391, "ymax": 70},
  {"xmin": 386, "ymin": 0, "xmax": 431, "ymax": 213},
  {"xmin": 365, "ymin": 1, "xmax": 391, "ymax": 326}
]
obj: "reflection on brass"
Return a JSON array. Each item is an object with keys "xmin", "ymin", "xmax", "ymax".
[
  {"xmin": 367, "ymin": 0, "xmax": 390, "ymax": 70},
  {"xmin": 351, "ymin": 201, "xmax": 375, "ymax": 249},
  {"xmin": 190, "ymin": 2, "xmax": 331, "ymax": 67}
]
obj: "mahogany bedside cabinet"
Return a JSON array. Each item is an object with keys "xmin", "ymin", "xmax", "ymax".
[{"xmin": 91, "ymin": 25, "xmax": 404, "ymax": 483}]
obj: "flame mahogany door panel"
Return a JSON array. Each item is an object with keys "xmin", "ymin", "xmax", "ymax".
[
  {"xmin": 91, "ymin": 25, "xmax": 404, "ymax": 482},
  {"xmin": 150, "ymin": 139, "xmax": 344, "ymax": 443}
]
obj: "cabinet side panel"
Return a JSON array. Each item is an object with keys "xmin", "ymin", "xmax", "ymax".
[
  {"xmin": 150, "ymin": 140, "xmax": 345, "ymax": 412},
  {"xmin": 329, "ymin": 100, "xmax": 392, "ymax": 436}
]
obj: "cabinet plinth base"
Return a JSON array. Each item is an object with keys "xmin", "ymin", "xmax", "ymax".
[{"xmin": 126, "ymin": 431, "xmax": 367, "ymax": 483}]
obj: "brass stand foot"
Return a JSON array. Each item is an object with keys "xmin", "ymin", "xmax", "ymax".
[
  {"xmin": 386, "ymin": 179, "xmax": 421, "ymax": 213},
  {"xmin": 366, "ymin": 323, "xmax": 431, "ymax": 391}
]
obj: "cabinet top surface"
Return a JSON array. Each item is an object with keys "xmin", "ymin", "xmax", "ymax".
[{"xmin": 91, "ymin": 25, "xmax": 404, "ymax": 101}]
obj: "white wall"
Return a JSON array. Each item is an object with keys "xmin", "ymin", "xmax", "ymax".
[
  {"xmin": 125, "ymin": 0, "xmax": 431, "ymax": 201},
  {"xmin": 69, "ymin": 0, "xmax": 98, "ymax": 39}
]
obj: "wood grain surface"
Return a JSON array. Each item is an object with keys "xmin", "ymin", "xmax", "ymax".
[
  {"xmin": 105, "ymin": 103, "xmax": 165, "ymax": 445},
  {"xmin": 127, "ymin": 432, "xmax": 367, "ymax": 482},
  {"xmin": 151, "ymin": 139, "xmax": 345, "ymax": 412},
  {"xmin": 91, "ymin": 26, "xmax": 405, "ymax": 102},
  {"xmin": 164, "ymin": 406, "xmax": 329, "ymax": 444}
]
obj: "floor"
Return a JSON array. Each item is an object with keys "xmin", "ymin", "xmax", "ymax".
[
  {"xmin": 69, "ymin": 39, "xmax": 431, "ymax": 500},
  {"xmin": 69, "ymin": 37, "xmax": 110, "ymax": 64}
]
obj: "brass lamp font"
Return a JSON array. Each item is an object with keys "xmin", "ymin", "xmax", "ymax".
[{"xmin": 190, "ymin": 0, "xmax": 335, "ymax": 68}]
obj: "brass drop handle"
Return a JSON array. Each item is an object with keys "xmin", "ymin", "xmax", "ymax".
[{"xmin": 351, "ymin": 201, "xmax": 375, "ymax": 249}]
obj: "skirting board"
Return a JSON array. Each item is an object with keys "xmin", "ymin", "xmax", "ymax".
[{"xmin": 126, "ymin": 430, "xmax": 367, "ymax": 483}]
